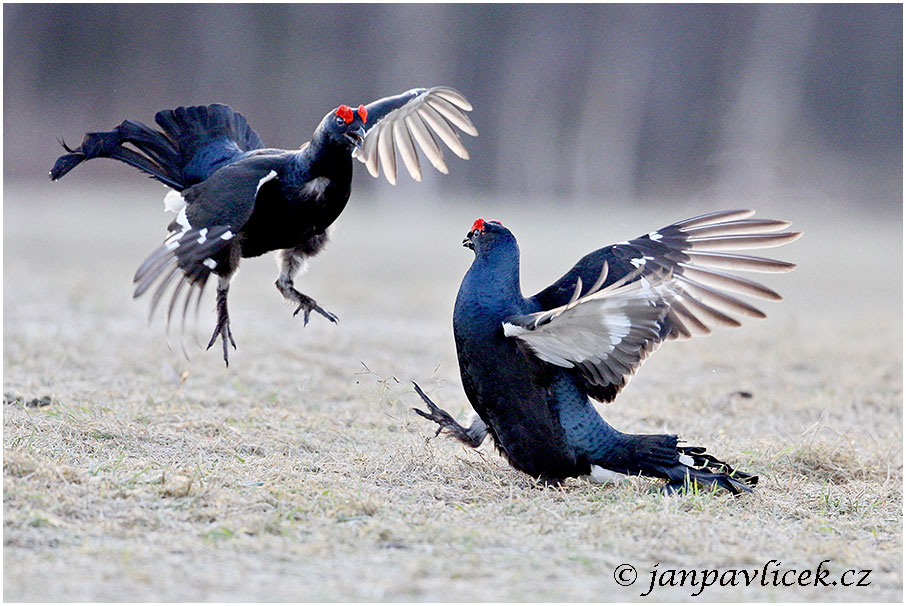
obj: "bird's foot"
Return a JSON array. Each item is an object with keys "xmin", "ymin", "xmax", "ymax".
[
  {"xmin": 293, "ymin": 295, "xmax": 339, "ymax": 325},
  {"xmin": 278, "ymin": 283, "xmax": 339, "ymax": 326},
  {"xmin": 205, "ymin": 314, "xmax": 237, "ymax": 367},
  {"xmin": 411, "ymin": 382, "xmax": 484, "ymax": 448}
]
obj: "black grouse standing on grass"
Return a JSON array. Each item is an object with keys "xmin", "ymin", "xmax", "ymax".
[
  {"xmin": 414, "ymin": 211, "xmax": 801, "ymax": 494},
  {"xmin": 49, "ymin": 87, "xmax": 476, "ymax": 365}
]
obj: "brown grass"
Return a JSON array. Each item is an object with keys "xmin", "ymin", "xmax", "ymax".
[{"xmin": 4, "ymin": 182, "xmax": 902, "ymax": 601}]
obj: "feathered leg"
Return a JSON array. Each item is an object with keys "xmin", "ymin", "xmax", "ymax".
[
  {"xmin": 274, "ymin": 248, "xmax": 339, "ymax": 325},
  {"xmin": 206, "ymin": 275, "xmax": 237, "ymax": 366}
]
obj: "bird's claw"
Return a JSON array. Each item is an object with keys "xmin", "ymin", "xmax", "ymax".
[
  {"xmin": 412, "ymin": 405, "xmax": 451, "ymax": 438},
  {"xmin": 205, "ymin": 316, "xmax": 236, "ymax": 367},
  {"xmin": 292, "ymin": 299, "xmax": 339, "ymax": 325},
  {"xmin": 413, "ymin": 397, "xmax": 458, "ymax": 431},
  {"xmin": 411, "ymin": 382, "xmax": 472, "ymax": 442},
  {"xmin": 279, "ymin": 283, "xmax": 339, "ymax": 326}
]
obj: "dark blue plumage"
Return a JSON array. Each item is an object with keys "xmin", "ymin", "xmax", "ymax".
[
  {"xmin": 50, "ymin": 88, "xmax": 476, "ymax": 365},
  {"xmin": 415, "ymin": 213, "xmax": 802, "ymax": 493}
]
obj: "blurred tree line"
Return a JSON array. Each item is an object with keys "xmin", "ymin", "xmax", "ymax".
[{"xmin": 4, "ymin": 3, "xmax": 901, "ymax": 206}]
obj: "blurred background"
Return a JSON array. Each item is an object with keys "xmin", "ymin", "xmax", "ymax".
[
  {"xmin": 3, "ymin": 7, "xmax": 902, "ymax": 600},
  {"xmin": 4, "ymin": 3, "xmax": 902, "ymax": 209}
]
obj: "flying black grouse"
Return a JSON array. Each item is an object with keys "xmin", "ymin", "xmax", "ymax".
[
  {"xmin": 414, "ymin": 210, "xmax": 801, "ymax": 494},
  {"xmin": 49, "ymin": 88, "xmax": 476, "ymax": 365}
]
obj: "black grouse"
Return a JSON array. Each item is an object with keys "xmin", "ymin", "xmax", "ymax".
[
  {"xmin": 49, "ymin": 88, "xmax": 476, "ymax": 365},
  {"xmin": 414, "ymin": 210, "xmax": 801, "ymax": 494}
]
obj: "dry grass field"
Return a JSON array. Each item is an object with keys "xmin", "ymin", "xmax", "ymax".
[{"xmin": 4, "ymin": 180, "xmax": 902, "ymax": 601}]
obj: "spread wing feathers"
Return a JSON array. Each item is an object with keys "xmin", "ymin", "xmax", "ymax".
[
  {"xmin": 625, "ymin": 210, "xmax": 801, "ymax": 340},
  {"xmin": 130, "ymin": 155, "xmax": 281, "ymax": 355},
  {"xmin": 50, "ymin": 104, "xmax": 264, "ymax": 190},
  {"xmin": 353, "ymin": 87, "xmax": 477, "ymax": 184},
  {"xmin": 519, "ymin": 210, "xmax": 801, "ymax": 401},
  {"xmin": 532, "ymin": 210, "xmax": 800, "ymax": 337},
  {"xmin": 505, "ymin": 265, "xmax": 679, "ymax": 401},
  {"xmin": 132, "ymin": 225, "xmax": 234, "ymax": 356}
]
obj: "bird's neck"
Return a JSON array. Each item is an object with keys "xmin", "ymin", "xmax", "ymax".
[
  {"xmin": 283, "ymin": 139, "xmax": 354, "ymax": 233},
  {"xmin": 303, "ymin": 138, "xmax": 354, "ymax": 181},
  {"xmin": 457, "ymin": 246, "xmax": 525, "ymax": 317}
]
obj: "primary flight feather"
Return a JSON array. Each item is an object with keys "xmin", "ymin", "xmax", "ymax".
[
  {"xmin": 414, "ymin": 211, "xmax": 801, "ymax": 494},
  {"xmin": 50, "ymin": 88, "xmax": 477, "ymax": 365}
]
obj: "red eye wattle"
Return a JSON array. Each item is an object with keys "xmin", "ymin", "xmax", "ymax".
[{"xmin": 336, "ymin": 105, "xmax": 354, "ymax": 124}]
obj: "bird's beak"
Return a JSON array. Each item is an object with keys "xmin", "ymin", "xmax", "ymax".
[
  {"xmin": 344, "ymin": 126, "xmax": 366, "ymax": 150},
  {"xmin": 463, "ymin": 231, "xmax": 475, "ymax": 249}
]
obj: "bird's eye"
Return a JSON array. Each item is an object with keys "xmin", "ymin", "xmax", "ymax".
[{"xmin": 335, "ymin": 116, "xmax": 346, "ymax": 126}]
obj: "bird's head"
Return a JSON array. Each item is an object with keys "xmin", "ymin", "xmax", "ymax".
[
  {"xmin": 315, "ymin": 104, "xmax": 368, "ymax": 151},
  {"xmin": 463, "ymin": 218, "xmax": 516, "ymax": 256}
]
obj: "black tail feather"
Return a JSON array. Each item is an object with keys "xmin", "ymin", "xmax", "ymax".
[
  {"xmin": 49, "ymin": 149, "xmax": 88, "ymax": 182},
  {"xmin": 598, "ymin": 433, "xmax": 757, "ymax": 495},
  {"xmin": 50, "ymin": 104, "xmax": 264, "ymax": 189},
  {"xmin": 155, "ymin": 104, "xmax": 264, "ymax": 155},
  {"xmin": 49, "ymin": 120, "xmax": 184, "ymax": 189},
  {"xmin": 629, "ymin": 433, "xmax": 682, "ymax": 468},
  {"xmin": 664, "ymin": 467, "xmax": 756, "ymax": 496},
  {"xmin": 665, "ymin": 443, "xmax": 757, "ymax": 495},
  {"xmin": 677, "ymin": 444, "xmax": 759, "ymax": 487}
]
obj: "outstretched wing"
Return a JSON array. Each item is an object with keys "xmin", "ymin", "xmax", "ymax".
[
  {"xmin": 515, "ymin": 210, "xmax": 802, "ymax": 402},
  {"xmin": 179, "ymin": 153, "xmax": 286, "ymax": 229},
  {"xmin": 132, "ymin": 153, "xmax": 286, "ymax": 351},
  {"xmin": 353, "ymin": 87, "xmax": 477, "ymax": 184},
  {"xmin": 506, "ymin": 265, "xmax": 678, "ymax": 402}
]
